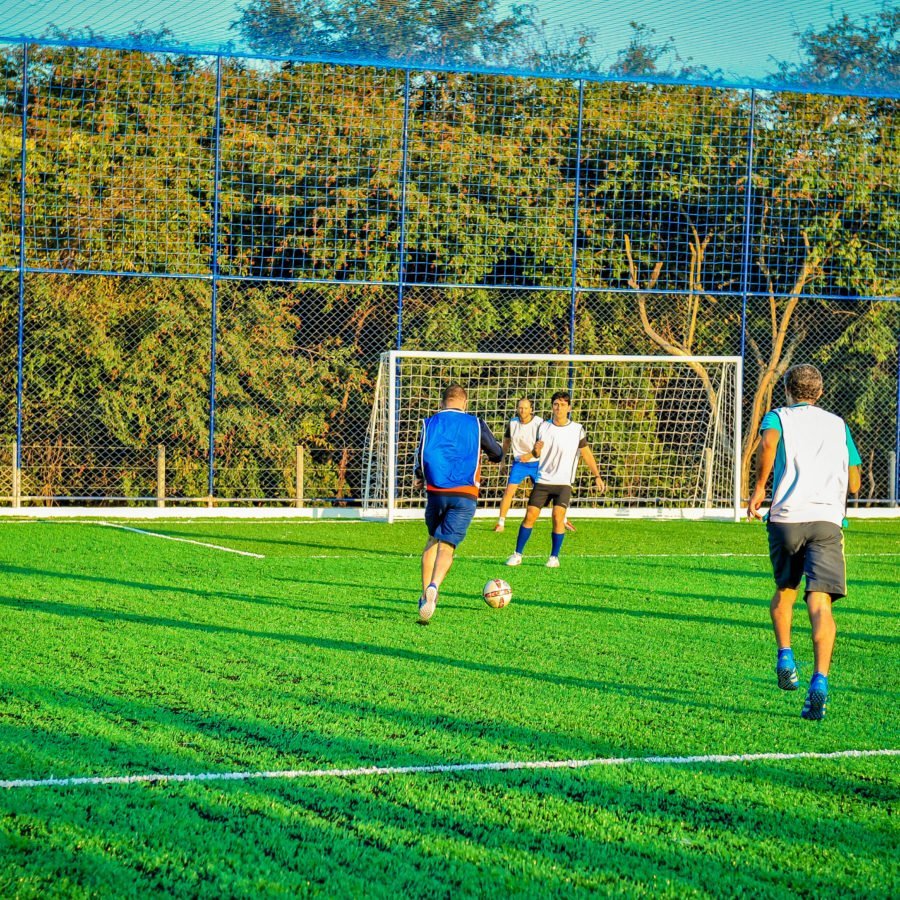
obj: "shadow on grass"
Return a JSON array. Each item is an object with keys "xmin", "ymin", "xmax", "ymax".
[
  {"xmin": 0, "ymin": 595, "xmax": 739, "ymax": 715},
  {"xmin": 0, "ymin": 563, "xmax": 330, "ymax": 614},
  {"xmin": 2, "ymin": 687, "xmax": 895, "ymax": 895}
]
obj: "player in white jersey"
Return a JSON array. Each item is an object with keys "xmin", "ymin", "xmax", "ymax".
[
  {"xmin": 495, "ymin": 399, "xmax": 544, "ymax": 532},
  {"xmin": 506, "ymin": 391, "xmax": 604, "ymax": 568},
  {"xmin": 748, "ymin": 364, "xmax": 861, "ymax": 721}
]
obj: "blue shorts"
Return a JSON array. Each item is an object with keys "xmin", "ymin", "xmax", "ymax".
[
  {"xmin": 508, "ymin": 460, "xmax": 539, "ymax": 486},
  {"xmin": 425, "ymin": 493, "xmax": 477, "ymax": 547}
]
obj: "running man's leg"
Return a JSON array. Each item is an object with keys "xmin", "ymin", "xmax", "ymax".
[
  {"xmin": 428, "ymin": 541, "xmax": 457, "ymax": 589},
  {"xmin": 548, "ymin": 504, "xmax": 567, "ymax": 564},
  {"xmin": 806, "ymin": 591, "xmax": 836, "ymax": 677},
  {"xmin": 802, "ymin": 591, "xmax": 835, "ymax": 719},
  {"xmin": 496, "ymin": 481, "xmax": 519, "ymax": 531},
  {"xmin": 767, "ymin": 521, "xmax": 806, "ymax": 691},
  {"xmin": 508, "ymin": 502, "xmax": 541, "ymax": 564},
  {"xmin": 770, "ymin": 587, "xmax": 798, "ymax": 650}
]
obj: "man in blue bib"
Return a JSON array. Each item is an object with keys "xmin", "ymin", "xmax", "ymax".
[{"xmin": 414, "ymin": 384, "xmax": 503, "ymax": 623}]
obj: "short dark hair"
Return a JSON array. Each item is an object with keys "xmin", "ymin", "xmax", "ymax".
[
  {"xmin": 443, "ymin": 383, "xmax": 467, "ymax": 404},
  {"xmin": 551, "ymin": 390, "xmax": 571, "ymax": 404},
  {"xmin": 784, "ymin": 365, "xmax": 823, "ymax": 402}
]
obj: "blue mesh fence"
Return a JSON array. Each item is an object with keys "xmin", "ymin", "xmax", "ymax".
[
  {"xmin": 1, "ymin": 43, "xmax": 898, "ymax": 506},
  {"xmin": 218, "ymin": 62, "xmax": 405, "ymax": 283},
  {"xmin": 213, "ymin": 281, "xmax": 395, "ymax": 502},
  {"xmin": 0, "ymin": 274, "xmax": 15, "ymax": 500},
  {"xmin": 405, "ymin": 74, "xmax": 578, "ymax": 288},
  {"xmin": 2, "ymin": 1, "xmax": 898, "ymax": 97},
  {"xmin": 19, "ymin": 274, "xmax": 210, "ymax": 502},
  {"xmin": 576, "ymin": 84, "xmax": 752, "ymax": 296},
  {"xmin": 749, "ymin": 92, "xmax": 899, "ymax": 302},
  {"xmin": 23, "ymin": 47, "xmax": 216, "ymax": 275},
  {"xmin": 0, "ymin": 46, "xmax": 21, "ymax": 270}
]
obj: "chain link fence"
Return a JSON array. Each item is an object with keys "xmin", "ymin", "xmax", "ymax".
[{"xmin": 1, "ymin": 44, "xmax": 897, "ymax": 507}]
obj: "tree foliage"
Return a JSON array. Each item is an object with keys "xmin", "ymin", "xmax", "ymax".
[{"xmin": 0, "ymin": 28, "xmax": 896, "ymax": 503}]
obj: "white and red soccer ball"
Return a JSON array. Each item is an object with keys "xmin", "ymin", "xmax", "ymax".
[{"xmin": 482, "ymin": 578, "xmax": 512, "ymax": 609}]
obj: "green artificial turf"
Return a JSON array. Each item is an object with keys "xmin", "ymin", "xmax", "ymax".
[{"xmin": 0, "ymin": 517, "xmax": 897, "ymax": 897}]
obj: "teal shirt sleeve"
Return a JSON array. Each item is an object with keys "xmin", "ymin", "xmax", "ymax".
[
  {"xmin": 846, "ymin": 424, "xmax": 862, "ymax": 467},
  {"xmin": 759, "ymin": 411, "xmax": 781, "ymax": 434}
]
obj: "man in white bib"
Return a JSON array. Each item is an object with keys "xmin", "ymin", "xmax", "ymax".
[
  {"xmin": 748, "ymin": 364, "xmax": 861, "ymax": 721},
  {"xmin": 494, "ymin": 399, "xmax": 542, "ymax": 533},
  {"xmin": 505, "ymin": 391, "xmax": 604, "ymax": 568}
]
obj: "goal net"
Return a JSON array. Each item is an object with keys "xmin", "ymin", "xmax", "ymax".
[{"xmin": 364, "ymin": 352, "xmax": 742, "ymax": 520}]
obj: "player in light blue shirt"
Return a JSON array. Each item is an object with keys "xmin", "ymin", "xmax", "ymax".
[{"xmin": 748, "ymin": 364, "xmax": 861, "ymax": 721}]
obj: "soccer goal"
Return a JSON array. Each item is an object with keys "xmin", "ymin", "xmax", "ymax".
[{"xmin": 363, "ymin": 352, "xmax": 743, "ymax": 521}]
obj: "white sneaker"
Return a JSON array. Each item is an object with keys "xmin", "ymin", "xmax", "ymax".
[
  {"xmin": 505, "ymin": 552, "xmax": 522, "ymax": 567},
  {"xmin": 418, "ymin": 583, "xmax": 438, "ymax": 623},
  {"xmin": 494, "ymin": 522, "xmax": 505, "ymax": 533},
  {"xmin": 545, "ymin": 556, "xmax": 560, "ymax": 568}
]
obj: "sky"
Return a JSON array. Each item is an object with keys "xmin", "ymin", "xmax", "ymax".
[{"xmin": 0, "ymin": 0, "xmax": 892, "ymax": 82}]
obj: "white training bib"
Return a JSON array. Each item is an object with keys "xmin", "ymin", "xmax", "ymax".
[
  {"xmin": 769, "ymin": 405, "xmax": 849, "ymax": 526},
  {"xmin": 508, "ymin": 416, "xmax": 543, "ymax": 461},
  {"xmin": 536, "ymin": 420, "xmax": 585, "ymax": 485}
]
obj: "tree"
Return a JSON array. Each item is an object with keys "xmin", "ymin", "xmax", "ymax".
[
  {"xmin": 774, "ymin": 8, "xmax": 899, "ymax": 94},
  {"xmin": 737, "ymin": 13, "xmax": 900, "ymax": 491},
  {"xmin": 233, "ymin": 0, "xmax": 533, "ymax": 67}
]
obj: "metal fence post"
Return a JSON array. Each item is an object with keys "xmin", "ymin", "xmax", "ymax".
[
  {"xmin": 737, "ymin": 89, "xmax": 757, "ymax": 501},
  {"xmin": 895, "ymin": 338, "xmax": 900, "ymax": 507},
  {"xmin": 889, "ymin": 452, "xmax": 897, "ymax": 508},
  {"xmin": 15, "ymin": 44, "xmax": 28, "ymax": 507},
  {"xmin": 11, "ymin": 441, "xmax": 19, "ymax": 508},
  {"xmin": 396, "ymin": 69, "xmax": 411, "ymax": 350},
  {"xmin": 739, "ymin": 91, "xmax": 756, "ymax": 366},
  {"xmin": 569, "ymin": 79, "xmax": 585, "ymax": 358},
  {"xmin": 295, "ymin": 445, "xmax": 304, "ymax": 508},
  {"xmin": 156, "ymin": 444, "xmax": 165, "ymax": 508},
  {"xmin": 207, "ymin": 55, "xmax": 223, "ymax": 505}
]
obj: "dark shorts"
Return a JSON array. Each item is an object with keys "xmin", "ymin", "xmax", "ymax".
[
  {"xmin": 767, "ymin": 521, "xmax": 847, "ymax": 600},
  {"xmin": 527, "ymin": 483, "xmax": 573, "ymax": 510},
  {"xmin": 425, "ymin": 493, "xmax": 477, "ymax": 547}
]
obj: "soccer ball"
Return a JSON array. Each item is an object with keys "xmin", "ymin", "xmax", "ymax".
[{"xmin": 482, "ymin": 578, "xmax": 512, "ymax": 609}]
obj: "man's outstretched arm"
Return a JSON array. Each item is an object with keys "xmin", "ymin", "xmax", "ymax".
[
  {"xmin": 479, "ymin": 419, "xmax": 504, "ymax": 462},
  {"xmin": 748, "ymin": 428, "xmax": 779, "ymax": 520}
]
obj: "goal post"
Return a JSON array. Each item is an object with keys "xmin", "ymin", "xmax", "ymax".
[{"xmin": 363, "ymin": 352, "xmax": 743, "ymax": 521}]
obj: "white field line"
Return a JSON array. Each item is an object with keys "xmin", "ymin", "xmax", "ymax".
[
  {"xmin": 96, "ymin": 522, "xmax": 265, "ymax": 559},
  {"xmin": 2, "ymin": 748, "xmax": 896, "ymax": 791},
  {"xmin": 300, "ymin": 552, "xmax": 900, "ymax": 560}
]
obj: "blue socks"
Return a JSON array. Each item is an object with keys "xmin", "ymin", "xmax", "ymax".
[
  {"xmin": 515, "ymin": 528, "xmax": 565, "ymax": 557},
  {"xmin": 515, "ymin": 526, "xmax": 533, "ymax": 555},
  {"xmin": 551, "ymin": 532, "xmax": 564, "ymax": 558},
  {"xmin": 810, "ymin": 672, "xmax": 828, "ymax": 694},
  {"xmin": 777, "ymin": 648, "xmax": 796, "ymax": 669}
]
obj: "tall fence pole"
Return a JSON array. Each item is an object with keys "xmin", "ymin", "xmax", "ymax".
[
  {"xmin": 207, "ymin": 55, "xmax": 223, "ymax": 505},
  {"xmin": 739, "ymin": 90, "xmax": 756, "ymax": 368},
  {"xmin": 737, "ymin": 89, "xmax": 757, "ymax": 501},
  {"xmin": 895, "ymin": 336, "xmax": 900, "ymax": 507},
  {"xmin": 14, "ymin": 44, "xmax": 29, "ymax": 508},
  {"xmin": 396, "ymin": 69, "xmax": 412, "ymax": 350},
  {"xmin": 156, "ymin": 444, "xmax": 166, "ymax": 508},
  {"xmin": 568, "ymin": 80, "xmax": 585, "ymax": 359}
]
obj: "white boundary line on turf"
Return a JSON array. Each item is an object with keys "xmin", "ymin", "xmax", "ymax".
[
  {"xmin": 301, "ymin": 552, "xmax": 900, "ymax": 560},
  {"xmin": 2, "ymin": 748, "xmax": 896, "ymax": 790},
  {"xmin": 96, "ymin": 522, "xmax": 265, "ymax": 559}
]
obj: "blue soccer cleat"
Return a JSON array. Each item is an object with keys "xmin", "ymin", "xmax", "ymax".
[
  {"xmin": 776, "ymin": 649, "xmax": 799, "ymax": 691},
  {"xmin": 418, "ymin": 582, "xmax": 438, "ymax": 623},
  {"xmin": 801, "ymin": 673, "xmax": 828, "ymax": 720},
  {"xmin": 801, "ymin": 688, "xmax": 828, "ymax": 720}
]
